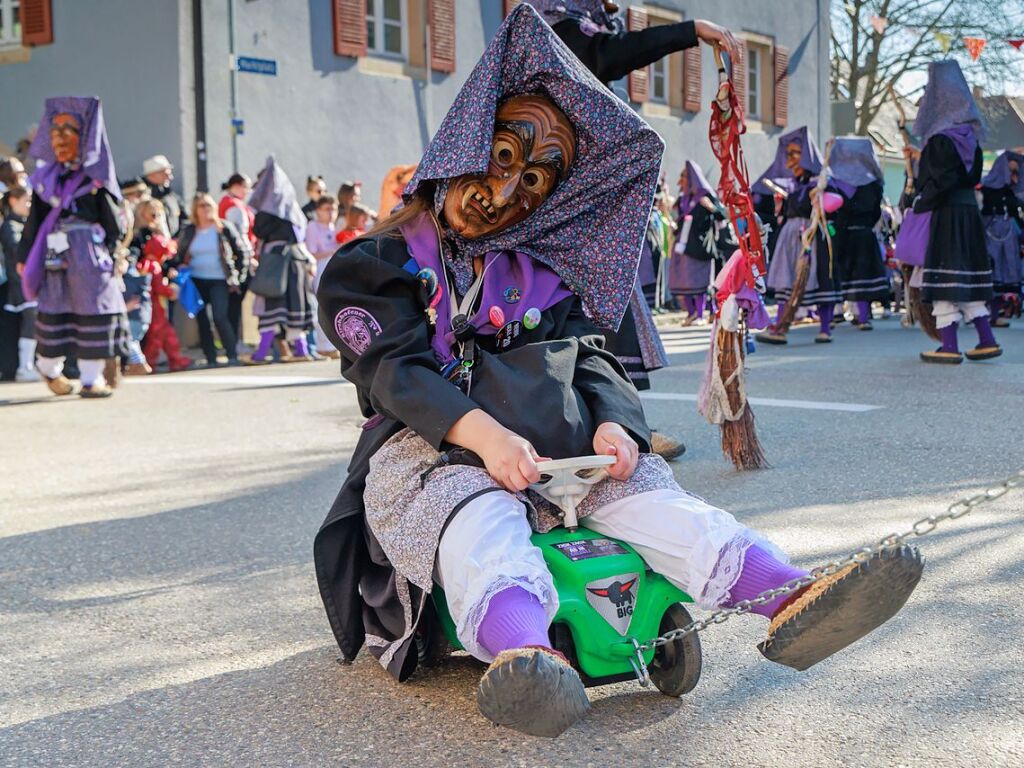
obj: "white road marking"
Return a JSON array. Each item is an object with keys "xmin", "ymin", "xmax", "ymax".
[
  {"xmin": 639, "ymin": 391, "xmax": 881, "ymax": 412},
  {"xmin": 130, "ymin": 373, "xmax": 880, "ymax": 411}
]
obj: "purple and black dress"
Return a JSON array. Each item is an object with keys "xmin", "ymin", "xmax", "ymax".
[
  {"xmin": 979, "ymin": 151, "xmax": 1023, "ymax": 299},
  {"xmin": 18, "ymin": 97, "xmax": 129, "ymax": 362}
]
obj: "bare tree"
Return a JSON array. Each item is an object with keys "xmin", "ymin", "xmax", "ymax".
[{"xmin": 831, "ymin": 0, "xmax": 1023, "ymax": 135}]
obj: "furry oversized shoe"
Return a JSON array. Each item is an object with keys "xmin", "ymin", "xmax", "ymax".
[
  {"xmin": 477, "ymin": 646, "xmax": 590, "ymax": 737},
  {"xmin": 758, "ymin": 546, "xmax": 924, "ymax": 671}
]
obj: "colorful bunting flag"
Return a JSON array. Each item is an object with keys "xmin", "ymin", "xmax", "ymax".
[
  {"xmin": 964, "ymin": 37, "xmax": 987, "ymax": 60},
  {"xmin": 869, "ymin": 16, "xmax": 888, "ymax": 34},
  {"xmin": 1008, "ymin": 39, "xmax": 1024, "ymax": 51},
  {"xmin": 933, "ymin": 31, "xmax": 952, "ymax": 52}
]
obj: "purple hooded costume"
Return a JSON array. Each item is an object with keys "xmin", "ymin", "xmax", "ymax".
[
  {"xmin": 669, "ymin": 161, "xmax": 721, "ymax": 299},
  {"xmin": 20, "ymin": 96, "xmax": 129, "ymax": 362},
  {"xmin": 907, "ymin": 61, "xmax": 991, "ymax": 305},
  {"xmin": 762, "ymin": 127, "xmax": 841, "ymax": 308},
  {"xmin": 980, "ymin": 150, "xmax": 1024, "ymax": 293}
]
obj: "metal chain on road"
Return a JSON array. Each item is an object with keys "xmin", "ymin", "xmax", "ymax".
[{"xmin": 635, "ymin": 469, "xmax": 1024, "ymax": 653}]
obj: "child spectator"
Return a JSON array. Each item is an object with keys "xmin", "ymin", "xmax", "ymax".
[
  {"xmin": 305, "ymin": 195, "xmax": 340, "ymax": 358},
  {"xmin": 335, "ymin": 202, "xmax": 370, "ymax": 246},
  {"xmin": 140, "ymin": 235, "xmax": 193, "ymax": 372},
  {"xmin": 121, "ymin": 249, "xmax": 154, "ymax": 375},
  {"xmin": 1, "ymin": 187, "xmax": 38, "ymax": 381}
]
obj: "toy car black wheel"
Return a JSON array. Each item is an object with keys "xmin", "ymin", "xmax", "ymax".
[
  {"xmin": 415, "ymin": 598, "xmax": 452, "ymax": 667},
  {"xmin": 649, "ymin": 602, "xmax": 703, "ymax": 697}
]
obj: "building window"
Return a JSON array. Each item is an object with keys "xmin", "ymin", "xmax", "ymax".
[
  {"xmin": 747, "ymin": 45, "xmax": 761, "ymax": 120},
  {"xmin": 650, "ymin": 56, "xmax": 668, "ymax": 104},
  {"xmin": 0, "ymin": 0, "xmax": 21, "ymax": 48},
  {"xmin": 366, "ymin": 0, "xmax": 405, "ymax": 59}
]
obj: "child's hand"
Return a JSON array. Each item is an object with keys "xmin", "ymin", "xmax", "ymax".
[
  {"xmin": 125, "ymin": 296, "xmax": 141, "ymax": 311},
  {"xmin": 593, "ymin": 422, "xmax": 638, "ymax": 481},
  {"xmin": 478, "ymin": 429, "xmax": 546, "ymax": 493},
  {"xmin": 169, "ymin": 283, "xmax": 181, "ymax": 300}
]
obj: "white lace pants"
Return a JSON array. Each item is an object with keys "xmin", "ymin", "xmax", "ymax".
[
  {"xmin": 436, "ymin": 487, "xmax": 783, "ymax": 662},
  {"xmin": 931, "ymin": 300, "xmax": 989, "ymax": 330}
]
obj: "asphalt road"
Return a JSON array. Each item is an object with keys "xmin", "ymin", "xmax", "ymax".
[{"xmin": 1, "ymin": 315, "xmax": 1023, "ymax": 767}]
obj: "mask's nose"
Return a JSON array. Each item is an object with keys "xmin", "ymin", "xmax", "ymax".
[{"xmin": 492, "ymin": 172, "xmax": 521, "ymax": 208}]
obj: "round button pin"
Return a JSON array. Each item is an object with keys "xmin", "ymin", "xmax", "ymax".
[
  {"xmin": 523, "ymin": 307, "xmax": 541, "ymax": 330},
  {"xmin": 488, "ymin": 306, "xmax": 506, "ymax": 327},
  {"xmin": 503, "ymin": 286, "xmax": 522, "ymax": 304},
  {"xmin": 416, "ymin": 268, "xmax": 439, "ymax": 297}
]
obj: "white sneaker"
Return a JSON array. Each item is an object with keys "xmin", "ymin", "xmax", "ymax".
[{"xmin": 16, "ymin": 367, "xmax": 42, "ymax": 383}]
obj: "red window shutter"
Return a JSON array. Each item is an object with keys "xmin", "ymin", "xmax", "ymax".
[
  {"xmin": 627, "ymin": 8, "xmax": 649, "ymax": 103},
  {"xmin": 683, "ymin": 46, "xmax": 702, "ymax": 112},
  {"xmin": 732, "ymin": 40, "xmax": 748, "ymax": 117},
  {"xmin": 21, "ymin": 0, "xmax": 53, "ymax": 46},
  {"xmin": 503, "ymin": 0, "xmax": 522, "ymax": 16},
  {"xmin": 773, "ymin": 45, "xmax": 790, "ymax": 127},
  {"xmin": 429, "ymin": 0, "xmax": 456, "ymax": 73},
  {"xmin": 332, "ymin": 0, "xmax": 367, "ymax": 58}
]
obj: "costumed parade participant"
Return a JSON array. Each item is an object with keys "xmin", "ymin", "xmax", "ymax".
[
  {"xmin": 314, "ymin": 5, "xmax": 922, "ymax": 739},
  {"xmin": 757, "ymin": 127, "xmax": 841, "ymax": 345},
  {"xmin": 980, "ymin": 150, "xmax": 1023, "ymax": 327},
  {"xmin": 829, "ymin": 137, "xmax": 889, "ymax": 331},
  {"xmin": 17, "ymin": 96, "xmax": 129, "ymax": 398},
  {"xmin": 246, "ymin": 156, "xmax": 317, "ymax": 364},
  {"xmin": 669, "ymin": 161, "xmax": 724, "ymax": 325},
  {"xmin": 906, "ymin": 61, "xmax": 998, "ymax": 363},
  {"xmin": 524, "ymin": 0, "xmax": 741, "ymax": 461}
]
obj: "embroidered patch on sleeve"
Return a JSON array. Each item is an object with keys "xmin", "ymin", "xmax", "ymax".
[{"xmin": 334, "ymin": 307, "xmax": 382, "ymax": 355}]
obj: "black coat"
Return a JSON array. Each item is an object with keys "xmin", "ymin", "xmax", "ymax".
[
  {"xmin": 313, "ymin": 232, "xmax": 651, "ymax": 680},
  {"xmin": 914, "ymin": 135, "xmax": 990, "ymax": 303},
  {"xmin": 833, "ymin": 181, "xmax": 889, "ymax": 301}
]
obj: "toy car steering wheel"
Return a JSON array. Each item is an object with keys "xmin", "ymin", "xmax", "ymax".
[{"xmin": 530, "ymin": 455, "xmax": 617, "ymax": 531}]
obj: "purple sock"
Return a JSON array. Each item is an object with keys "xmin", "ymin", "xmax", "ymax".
[
  {"xmin": 252, "ymin": 330, "xmax": 275, "ymax": 361},
  {"xmin": 695, "ymin": 294, "xmax": 706, "ymax": 319},
  {"xmin": 974, "ymin": 316, "xmax": 997, "ymax": 348},
  {"xmin": 684, "ymin": 295, "xmax": 697, "ymax": 317},
  {"xmin": 940, "ymin": 322, "xmax": 959, "ymax": 353},
  {"xmin": 989, "ymin": 297, "xmax": 1003, "ymax": 320},
  {"xmin": 293, "ymin": 336, "xmax": 309, "ymax": 357},
  {"xmin": 857, "ymin": 301, "xmax": 871, "ymax": 324},
  {"xmin": 817, "ymin": 303, "xmax": 834, "ymax": 335},
  {"xmin": 477, "ymin": 586, "xmax": 551, "ymax": 657},
  {"xmin": 726, "ymin": 544, "xmax": 809, "ymax": 618}
]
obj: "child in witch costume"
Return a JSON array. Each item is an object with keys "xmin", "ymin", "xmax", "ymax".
[
  {"xmin": 246, "ymin": 157, "xmax": 317, "ymax": 364},
  {"xmin": 314, "ymin": 6, "xmax": 922, "ymax": 738},
  {"xmin": 908, "ymin": 61, "xmax": 999, "ymax": 363},
  {"xmin": 669, "ymin": 161, "xmax": 725, "ymax": 326},
  {"xmin": 829, "ymin": 137, "xmax": 890, "ymax": 331},
  {"xmin": 758, "ymin": 127, "xmax": 842, "ymax": 344},
  {"xmin": 17, "ymin": 96, "xmax": 129, "ymax": 398},
  {"xmin": 979, "ymin": 150, "xmax": 1023, "ymax": 327}
]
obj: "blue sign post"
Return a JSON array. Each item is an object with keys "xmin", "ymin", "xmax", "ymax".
[{"xmin": 236, "ymin": 56, "xmax": 277, "ymax": 76}]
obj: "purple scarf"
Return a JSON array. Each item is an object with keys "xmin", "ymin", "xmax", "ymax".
[
  {"xmin": 982, "ymin": 150, "xmax": 1024, "ymax": 196},
  {"xmin": 400, "ymin": 213, "xmax": 573, "ymax": 366},
  {"xmin": 757, "ymin": 126, "xmax": 824, "ymax": 190},
  {"xmin": 249, "ymin": 156, "xmax": 307, "ymax": 242},
  {"xmin": 522, "ymin": 0, "xmax": 615, "ymax": 35},
  {"xmin": 913, "ymin": 60, "xmax": 987, "ymax": 148},
  {"xmin": 829, "ymin": 136, "xmax": 883, "ymax": 188},
  {"xmin": 20, "ymin": 168, "xmax": 89, "ymax": 301},
  {"xmin": 677, "ymin": 160, "xmax": 716, "ymax": 217},
  {"xmin": 938, "ymin": 124, "xmax": 979, "ymax": 174}
]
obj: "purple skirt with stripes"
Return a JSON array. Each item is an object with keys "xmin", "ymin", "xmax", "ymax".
[{"xmin": 34, "ymin": 221, "xmax": 129, "ymax": 360}]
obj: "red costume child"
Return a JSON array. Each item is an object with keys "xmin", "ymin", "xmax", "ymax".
[{"xmin": 140, "ymin": 236, "xmax": 193, "ymax": 372}]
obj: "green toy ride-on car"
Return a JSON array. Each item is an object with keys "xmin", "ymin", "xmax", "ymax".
[{"xmin": 418, "ymin": 456, "xmax": 703, "ymax": 696}]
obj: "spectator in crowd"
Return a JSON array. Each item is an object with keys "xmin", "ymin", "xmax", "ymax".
[
  {"xmin": 1, "ymin": 186, "xmax": 36, "ymax": 381},
  {"xmin": 304, "ymin": 194, "xmax": 339, "ymax": 358},
  {"xmin": 0, "ymin": 157, "xmax": 29, "ymax": 191},
  {"xmin": 131, "ymin": 197, "xmax": 170, "ymax": 255},
  {"xmin": 302, "ymin": 175, "xmax": 327, "ymax": 220},
  {"xmin": 140, "ymin": 234, "xmax": 192, "ymax": 372},
  {"xmin": 219, "ymin": 173, "xmax": 256, "ymax": 352},
  {"xmin": 335, "ymin": 202, "xmax": 370, "ymax": 246},
  {"xmin": 336, "ymin": 180, "xmax": 361, "ymax": 219},
  {"xmin": 143, "ymin": 154, "xmax": 188, "ymax": 236},
  {"xmin": 119, "ymin": 239, "xmax": 154, "ymax": 376},
  {"xmin": 119, "ymin": 177, "xmax": 149, "ymax": 208},
  {"xmin": 174, "ymin": 192, "xmax": 249, "ymax": 366}
]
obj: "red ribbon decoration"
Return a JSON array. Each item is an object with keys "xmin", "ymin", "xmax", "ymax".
[{"xmin": 708, "ymin": 50, "xmax": 767, "ymax": 306}]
